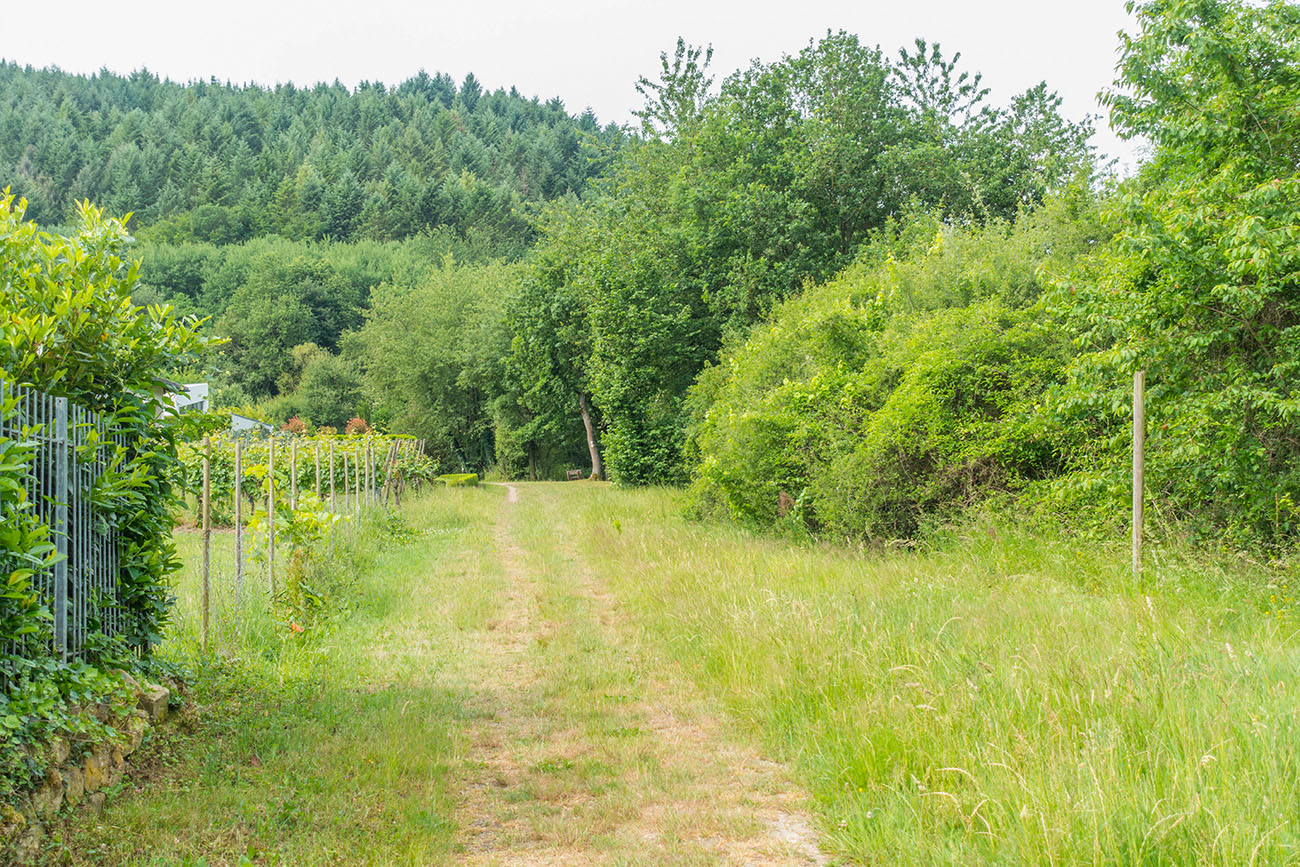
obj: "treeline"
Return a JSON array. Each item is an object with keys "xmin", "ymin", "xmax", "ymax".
[
  {"xmin": 12, "ymin": 0, "xmax": 1298, "ymax": 548},
  {"xmin": 689, "ymin": 0, "xmax": 1300, "ymax": 546},
  {"xmin": 0, "ymin": 62, "xmax": 623, "ymax": 251},
  {"xmin": 504, "ymin": 33, "xmax": 1095, "ymax": 486}
]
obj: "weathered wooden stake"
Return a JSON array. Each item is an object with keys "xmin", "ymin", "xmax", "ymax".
[
  {"xmin": 1133, "ymin": 369, "xmax": 1146, "ymax": 579},
  {"xmin": 367, "ymin": 443, "xmax": 375, "ymax": 507},
  {"xmin": 201, "ymin": 436, "xmax": 211, "ymax": 654},
  {"xmin": 268, "ymin": 437, "xmax": 277, "ymax": 597},
  {"xmin": 290, "ymin": 438, "xmax": 298, "ymax": 510},
  {"xmin": 314, "ymin": 443, "xmax": 321, "ymax": 498},
  {"xmin": 234, "ymin": 439, "xmax": 244, "ymax": 601},
  {"xmin": 328, "ymin": 441, "xmax": 336, "ymax": 511}
]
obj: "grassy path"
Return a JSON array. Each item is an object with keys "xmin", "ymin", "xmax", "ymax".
[
  {"xmin": 449, "ymin": 483, "xmax": 823, "ymax": 864},
  {"xmin": 53, "ymin": 483, "xmax": 823, "ymax": 866},
  {"xmin": 51, "ymin": 482, "xmax": 1300, "ymax": 864}
]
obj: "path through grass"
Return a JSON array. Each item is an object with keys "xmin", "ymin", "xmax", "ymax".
[{"xmin": 48, "ymin": 483, "xmax": 1300, "ymax": 865}]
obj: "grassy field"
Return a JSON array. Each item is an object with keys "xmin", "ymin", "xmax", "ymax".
[{"xmin": 47, "ymin": 483, "xmax": 1300, "ymax": 865}]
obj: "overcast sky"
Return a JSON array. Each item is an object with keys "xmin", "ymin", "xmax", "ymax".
[{"xmin": 3, "ymin": 0, "xmax": 1146, "ymax": 171}]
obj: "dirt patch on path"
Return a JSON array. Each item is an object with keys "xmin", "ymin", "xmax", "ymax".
[{"xmin": 451, "ymin": 484, "xmax": 827, "ymax": 866}]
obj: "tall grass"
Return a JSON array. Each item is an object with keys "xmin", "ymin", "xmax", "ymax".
[
  {"xmin": 563, "ymin": 486, "xmax": 1300, "ymax": 865},
  {"xmin": 63, "ymin": 490, "xmax": 505, "ymax": 865}
]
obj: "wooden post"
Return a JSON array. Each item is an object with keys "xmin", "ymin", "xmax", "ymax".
[
  {"xmin": 314, "ymin": 443, "xmax": 322, "ymax": 499},
  {"xmin": 355, "ymin": 448, "xmax": 363, "ymax": 514},
  {"xmin": 201, "ymin": 437, "xmax": 211, "ymax": 654},
  {"xmin": 290, "ymin": 439, "xmax": 298, "ymax": 510},
  {"xmin": 268, "ymin": 437, "xmax": 277, "ymax": 597},
  {"xmin": 367, "ymin": 443, "xmax": 375, "ymax": 507},
  {"xmin": 382, "ymin": 442, "xmax": 396, "ymax": 506},
  {"xmin": 234, "ymin": 439, "xmax": 244, "ymax": 601},
  {"xmin": 342, "ymin": 450, "xmax": 350, "ymax": 514},
  {"xmin": 1133, "ymin": 369, "xmax": 1146, "ymax": 579},
  {"xmin": 329, "ymin": 441, "xmax": 336, "ymax": 511}
]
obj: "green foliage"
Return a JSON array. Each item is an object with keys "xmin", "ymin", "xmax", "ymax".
[
  {"xmin": 0, "ymin": 660, "xmax": 136, "ymax": 800},
  {"xmin": 0, "ymin": 64, "xmax": 624, "ymax": 247},
  {"xmin": 246, "ymin": 489, "xmax": 342, "ymax": 622},
  {"xmin": 0, "ymin": 419, "xmax": 55, "ymax": 677},
  {"xmin": 1048, "ymin": 0, "xmax": 1300, "ymax": 544},
  {"xmin": 690, "ymin": 198, "xmax": 1109, "ymax": 540},
  {"xmin": 350, "ymin": 258, "xmax": 518, "ymax": 472},
  {"xmin": 436, "ymin": 473, "xmax": 479, "ymax": 487},
  {"xmin": 1, "ymin": 192, "xmax": 208, "ymax": 661},
  {"xmin": 526, "ymin": 32, "xmax": 1096, "ymax": 485},
  {"xmin": 496, "ymin": 206, "xmax": 602, "ymax": 480}
]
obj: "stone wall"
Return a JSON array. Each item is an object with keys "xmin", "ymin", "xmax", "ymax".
[{"xmin": 0, "ymin": 674, "xmax": 171, "ymax": 862}]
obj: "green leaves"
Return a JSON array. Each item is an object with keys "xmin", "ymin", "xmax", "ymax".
[
  {"xmin": 2, "ymin": 193, "xmax": 208, "ymax": 672},
  {"xmin": 1050, "ymin": 0, "xmax": 1300, "ymax": 543}
]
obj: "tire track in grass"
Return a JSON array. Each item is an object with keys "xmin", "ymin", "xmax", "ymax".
[{"xmin": 452, "ymin": 483, "xmax": 826, "ymax": 865}]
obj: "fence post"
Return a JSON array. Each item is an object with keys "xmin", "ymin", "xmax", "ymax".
[
  {"xmin": 201, "ymin": 436, "xmax": 211, "ymax": 654},
  {"xmin": 234, "ymin": 438, "xmax": 243, "ymax": 602},
  {"xmin": 290, "ymin": 438, "xmax": 298, "ymax": 510},
  {"xmin": 53, "ymin": 397, "xmax": 69, "ymax": 660},
  {"xmin": 268, "ymin": 436, "xmax": 277, "ymax": 597},
  {"xmin": 329, "ymin": 441, "xmax": 336, "ymax": 512},
  {"xmin": 314, "ymin": 444, "xmax": 321, "ymax": 499},
  {"xmin": 1133, "ymin": 369, "xmax": 1146, "ymax": 578}
]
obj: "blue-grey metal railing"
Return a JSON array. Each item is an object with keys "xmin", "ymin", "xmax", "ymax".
[{"xmin": 1, "ymin": 379, "xmax": 124, "ymax": 661}]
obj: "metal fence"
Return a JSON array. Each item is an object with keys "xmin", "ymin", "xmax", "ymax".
[{"xmin": 1, "ymin": 380, "xmax": 125, "ymax": 660}]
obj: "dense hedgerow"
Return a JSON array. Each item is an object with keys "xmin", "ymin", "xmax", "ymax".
[
  {"xmin": 687, "ymin": 194, "xmax": 1110, "ymax": 541},
  {"xmin": 0, "ymin": 191, "xmax": 207, "ymax": 668}
]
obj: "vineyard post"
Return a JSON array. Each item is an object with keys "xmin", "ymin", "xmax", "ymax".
[
  {"xmin": 268, "ymin": 436, "xmax": 277, "ymax": 597},
  {"xmin": 314, "ymin": 443, "xmax": 321, "ymax": 498},
  {"xmin": 234, "ymin": 438, "xmax": 243, "ymax": 601},
  {"xmin": 390, "ymin": 442, "xmax": 399, "ymax": 505},
  {"xmin": 354, "ymin": 447, "xmax": 361, "ymax": 516},
  {"xmin": 396, "ymin": 441, "xmax": 407, "ymax": 505},
  {"xmin": 201, "ymin": 436, "xmax": 211, "ymax": 654},
  {"xmin": 290, "ymin": 438, "xmax": 298, "ymax": 510},
  {"xmin": 327, "ymin": 441, "xmax": 336, "ymax": 551},
  {"xmin": 383, "ymin": 442, "xmax": 396, "ymax": 506},
  {"xmin": 1133, "ymin": 369, "xmax": 1146, "ymax": 579},
  {"xmin": 367, "ymin": 442, "xmax": 375, "ymax": 507}
]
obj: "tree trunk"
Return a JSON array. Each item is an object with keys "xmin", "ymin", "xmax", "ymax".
[{"xmin": 579, "ymin": 392, "xmax": 604, "ymax": 481}]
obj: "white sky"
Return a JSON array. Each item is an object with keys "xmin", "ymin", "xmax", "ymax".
[{"xmin": 2, "ymin": 0, "xmax": 1146, "ymax": 172}]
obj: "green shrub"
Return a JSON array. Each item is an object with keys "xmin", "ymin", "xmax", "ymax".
[
  {"xmin": 1, "ymin": 192, "xmax": 208, "ymax": 660},
  {"xmin": 437, "ymin": 473, "xmax": 479, "ymax": 487},
  {"xmin": 689, "ymin": 198, "xmax": 1106, "ymax": 541}
]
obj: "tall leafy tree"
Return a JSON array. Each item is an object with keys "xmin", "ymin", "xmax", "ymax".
[
  {"xmin": 1054, "ymin": 0, "xmax": 1300, "ymax": 540},
  {"xmin": 528, "ymin": 32, "xmax": 1096, "ymax": 485}
]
